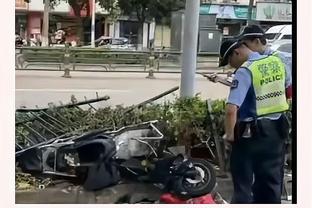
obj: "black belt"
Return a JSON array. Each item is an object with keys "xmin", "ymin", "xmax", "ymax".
[{"xmin": 235, "ymin": 114, "xmax": 288, "ymax": 140}]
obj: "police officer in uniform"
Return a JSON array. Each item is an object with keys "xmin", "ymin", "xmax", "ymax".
[
  {"xmin": 220, "ymin": 38, "xmax": 291, "ymax": 204},
  {"xmin": 238, "ymin": 24, "xmax": 293, "ymax": 195},
  {"xmin": 238, "ymin": 24, "xmax": 292, "ymax": 99}
]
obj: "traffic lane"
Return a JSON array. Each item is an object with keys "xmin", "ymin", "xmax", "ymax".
[{"xmin": 16, "ymin": 71, "xmax": 230, "ymax": 108}]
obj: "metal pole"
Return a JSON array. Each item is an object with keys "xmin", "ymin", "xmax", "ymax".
[
  {"xmin": 161, "ymin": 23, "xmax": 164, "ymax": 47},
  {"xmin": 247, "ymin": 0, "xmax": 255, "ymax": 25},
  {"xmin": 91, "ymin": 0, "xmax": 96, "ymax": 47},
  {"xmin": 180, "ymin": 0, "xmax": 200, "ymax": 98},
  {"xmin": 42, "ymin": 0, "xmax": 50, "ymax": 47}
]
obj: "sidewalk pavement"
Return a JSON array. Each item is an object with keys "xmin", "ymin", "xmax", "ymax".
[{"xmin": 15, "ymin": 176, "xmax": 233, "ymax": 204}]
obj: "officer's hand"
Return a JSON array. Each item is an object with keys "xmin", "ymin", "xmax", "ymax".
[
  {"xmin": 208, "ymin": 73, "xmax": 218, "ymax": 82},
  {"xmin": 222, "ymin": 134, "xmax": 233, "ymax": 152},
  {"xmin": 223, "ymin": 133, "xmax": 234, "ymax": 142}
]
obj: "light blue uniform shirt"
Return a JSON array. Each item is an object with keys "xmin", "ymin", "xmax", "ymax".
[
  {"xmin": 263, "ymin": 47, "xmax": 292, "ymax": 88},
  {"xmin": 227, "ymin": 52, "xmax": 290, "ymax": 121}
]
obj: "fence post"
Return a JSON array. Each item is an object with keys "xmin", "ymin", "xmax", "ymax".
[
  {"xmin": 146, "ymin": 49, "xmax": 156, "ymax": 79},
  {"xmin": 146, "ymin": 69, "xmax": 156, "ymax": 79},
  {"xmin": 62, "ymin": 43, "xmax": 71, "ymax": 78}
]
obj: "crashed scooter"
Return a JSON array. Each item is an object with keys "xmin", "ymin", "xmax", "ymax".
[{"xmin": 16, "ymin": 120, "xmax": 216, "ymax": 198}]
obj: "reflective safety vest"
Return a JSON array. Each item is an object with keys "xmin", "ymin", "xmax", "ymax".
[{"xmin": 242, "ymin": 55, "xmax": 289, "ymax": 116}]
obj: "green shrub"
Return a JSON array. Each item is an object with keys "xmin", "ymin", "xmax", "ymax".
[{"xmin": 16, "ymin": 97, "xmax": 292, "ymax": 147}]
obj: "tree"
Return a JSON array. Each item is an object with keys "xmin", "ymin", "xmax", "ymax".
[
  {"xmin": 42, "ymin": 0, "xmax": 50, "ymax": 46},
  {"xmin": 116, "ymin": 0, "xmax": 185, "ymax": 48},
  {"xmin": 54, "ymin": 0, "xmax": 93, "ymax": 44}
]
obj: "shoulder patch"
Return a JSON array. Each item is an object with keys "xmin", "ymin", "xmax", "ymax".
[{"xmin": 231, "ymin": 79, "xmax": 239, "ymax": 89}]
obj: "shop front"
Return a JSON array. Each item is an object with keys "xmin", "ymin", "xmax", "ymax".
[
  {"xmin": 15, "ymin": 0, "xmax": 28, "ymax": 38},
  {"xmin": 200, "ymin": 4, "xmax": 257, "ymax": 37},
  {"xmin": 27, "ymin": 12, "xmax": 42, "ymax": 41},
  {"xmin": 255, "ymin": 1, "xmax": 292, "ymax": 29}
]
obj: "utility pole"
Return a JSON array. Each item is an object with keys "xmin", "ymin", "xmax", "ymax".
[
  {"xmin": 42, "ymin": 0, "xmax": 50, "ymax": 47},
  {"xmin": 91, "ymin": 0, "xmax": 96, "ymax": 47},
  {"xmin": 180, "ymin": 0, "xmax": 200, "ymax": 97},
  {"xmin": 247, "ymin": 0, "xmax": 255, "ymax": 25}
]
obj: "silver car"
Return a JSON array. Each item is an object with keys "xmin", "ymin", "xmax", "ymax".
[{"xmin": 96, "ymin": 36, "xmax": 135, "ymax": 50}]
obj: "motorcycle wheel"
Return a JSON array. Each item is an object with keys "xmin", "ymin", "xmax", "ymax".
[{"xmin": 173, "ymin": 158, "xmax": 216, "ymax": 199}]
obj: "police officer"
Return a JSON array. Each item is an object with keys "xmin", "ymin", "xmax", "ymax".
[
  {"xmin": 238, "ymin": 24, "xmax": 293, "ymax": 195},
  {"xmin": 237, "ymin": 24, "xmax": 292, "ymax": 99},
  {"xmin": 220, "ymin": 38, "xmax": 290, "ymax": 204}
]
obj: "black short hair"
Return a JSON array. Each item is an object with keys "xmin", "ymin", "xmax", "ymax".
[{"xmin": 243, "ymin": 36, "xmax": 267, "ymax": 45}]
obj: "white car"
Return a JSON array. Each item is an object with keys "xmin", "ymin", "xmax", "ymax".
[
  {"xmin": 265, "ymin": 25, "xmax": 291, "ymax": 43},
  {"xmin": 269, "ymin": 39, "xmax": 292, "ymax": 54},
  {"xmin": 82, "ymin": 37, "xmax": 136, "ymax": 50},
  {"xmin": 97, "ymin": 37, "xmax": 134, "ymax": 49}
]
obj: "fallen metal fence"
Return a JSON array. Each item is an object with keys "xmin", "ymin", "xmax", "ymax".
[{"xmin": 15, "ymin": 96, "xmax": 110, "ymax": 154}]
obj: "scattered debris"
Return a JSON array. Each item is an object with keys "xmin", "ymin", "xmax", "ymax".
[
  {"xmin": 16, "ymin": 165, "xmax": 53, "ymax": 191},
  {"xmin": 213, "ymin": 192, "xmax": 229, "ymax": 204}
]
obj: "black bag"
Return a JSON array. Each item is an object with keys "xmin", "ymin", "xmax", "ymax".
[
  {"xmin": 72, "ymin": 135, "xmax": 121, "ymax": 190},
  {"xmin": 16, "ymin": 147, "xmax": 42, "ymax": 172},
  {"xmin": 16, "ymin": 133, "xmax": 121, "ymax": 190}
]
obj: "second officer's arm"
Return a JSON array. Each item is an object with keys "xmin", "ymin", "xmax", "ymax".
[
  {"xmin": 224, "ymin": 104, "xmax": 238, "ymax": 142},
  {"xmin": 224, "ymin": 68, "xmax": 251, "ymax": 142}
]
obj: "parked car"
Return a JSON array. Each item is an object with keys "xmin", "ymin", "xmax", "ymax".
[
  {"xmin": 268, "ymin": 39, "xmax": 292, "ymax": 54},
  {"xmin": 94, "ymin": 36, "xmax": 135, "ymax": 50},
  {"xmin": 265, "ymin": 25, "xmax": 292, "ymax": 43}
]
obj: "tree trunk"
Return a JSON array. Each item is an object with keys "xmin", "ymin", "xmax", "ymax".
[
  {"xmin": 42, "ymin": 0, "xmax": 50, "ymax": 47},
  {"xmin": 161, "ymin": 17, "xmax": 166, "ymax": 48},
  {"xmin": 137, "ymin": 22, "xmax": 143, "ymax": 50},
  {"xmin": 247, "ymin": 0, "xmax": 255, "ymax": 25},
  {"xmin": 77, "ymin": 17, "xmax": 85, "ymax": 45},
  {"xmin": 161, "ymin": 24, "xmax": 164, "ymax": 47},
  {"xmin": 69, "ymin": 0, "xmax": 89, "ymax": 46}
]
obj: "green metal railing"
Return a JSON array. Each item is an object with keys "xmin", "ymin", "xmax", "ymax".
[{"xmin": 15, "ymin": 46, "xmax": 221, "ymax": 77}]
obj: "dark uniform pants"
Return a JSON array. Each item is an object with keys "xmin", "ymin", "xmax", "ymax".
[{"xmin": 230, "ymin": 114, "xmax": 289, "ymax": 204}]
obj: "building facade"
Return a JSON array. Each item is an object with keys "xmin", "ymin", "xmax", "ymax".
[
  {"xmin": 169, "ymin": 0, "xmax": 292, "ymax": 51},
  {"xmin": 15, "ymin": 0, "xmax": 112, "ymax": 44},
  {"xmin": 15, "ymin": 0, "xmax": 155, "ymax": 48},
  {"xmin": 200, "ymin": 0, "xmax": 292, "ymax": 36}
]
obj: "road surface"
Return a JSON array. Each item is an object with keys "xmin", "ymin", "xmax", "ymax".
[{"xmin": 15, "ymin": 70, "xmax": 230, "ymax": 109}]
